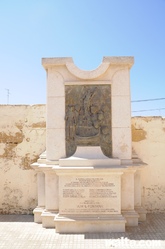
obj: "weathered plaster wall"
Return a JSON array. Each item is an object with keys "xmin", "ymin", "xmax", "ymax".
[
  {"xmin": 0, "ymin": 105, "xmax": 46, "ymax": 214},
  {"xmin": 132, "ymin": 117, "xmax": 165, "ymax": 213},
  {"xmin": 0, "ymin": 105, "xmax": 165, "ymax": 213}
]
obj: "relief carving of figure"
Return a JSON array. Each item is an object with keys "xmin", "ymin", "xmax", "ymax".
[
  {"xmin": 65, "ymin": 85, "xmax": 112, "ymax": 157},
  {"xmin": 66, "ymin": 106, "xmax": 76, "ymax": 141}
]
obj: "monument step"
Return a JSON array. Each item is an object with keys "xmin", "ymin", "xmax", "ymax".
[{"xmin": 54, "ymin": 214, "xmax": 126, "ymax": 233}]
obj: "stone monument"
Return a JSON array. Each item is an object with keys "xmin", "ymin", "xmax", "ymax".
[{"xmin": 31, "ymin": 57, "xmax": 147, "ymax": 233}]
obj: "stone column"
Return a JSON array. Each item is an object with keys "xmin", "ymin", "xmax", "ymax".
[
  {"xmin": 31, "ymin": 151, "xmax": 46, "ymax": 223},
  {"xmin": 121, "ymin": 170, "xmax": 139, "ymax": 226},
  {"xmin": 134, "ymin": 169, "xmax": 147, "ymax": 221},
  {"xmin": 33, "ymin": 171, "xmax": 45, "ymax": 223},
  {"xmin": 41, "ymin": 168, "xmax": 59, "ymax": 228},
  {"xmin": 111, "ymin": 68, "xmax": 132, "ymax": 160},
  {"xmin": 46, "ymin": 69, "xmax": 66, "ymax": 160},
  {"xmin": 37, "ymin": 172, "xmax": 45, "ymax": 207},
  {"xmin": 41, "ymin": 65, "xmax": 66, "ymax": 228}
]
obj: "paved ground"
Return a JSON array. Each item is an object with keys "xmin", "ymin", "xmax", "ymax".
[{"xmin": 0, "ymin": 214, "xmax": 164, "ymax": 249}]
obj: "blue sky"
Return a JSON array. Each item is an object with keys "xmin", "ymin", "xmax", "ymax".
[{"xmin": 0, "ymin": 0, "xmax": 165, "ymax": 116}]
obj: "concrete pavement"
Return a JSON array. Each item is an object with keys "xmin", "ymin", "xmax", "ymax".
[{"xmin": 0, "ymin": 214, "xmax": 165, "ymax": 248}]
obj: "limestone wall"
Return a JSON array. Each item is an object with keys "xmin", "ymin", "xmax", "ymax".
[
  {"xmin": 0, "ymin": 105, "xmax": 46, "ymax": 214},
  {"xmin": 0, "ymin": 105, "xmax": 165, "ymax": 213},
  {"xmin": 132, "ymin": 117, "xmax": 165, "ymax": 213}
]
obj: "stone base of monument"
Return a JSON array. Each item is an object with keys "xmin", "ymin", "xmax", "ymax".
[
  {"xmin": 135, "ymin": 206, "xmax": 147, "ymax": 222},
  {"xmin": 53, "ymin": 165, "xmax": 127, "ymax": 233},
  {"xmin": 122, "ymin": 210, "xmax": 139, "ymax": 226},
  {"xmin": 33, "ymin": 207, "xmax": 44, "ymax": 223},
  {"xmin": 51, "ymin": 146, "xmax": 143, "ymax": 233},
  {"xmin": 54, "ymin": 215, "xmax": 126, "ymax": 233},
  {"xmin": 31, "ymin": 147, "xmax": 147, "ymax": 233},
  {"xmin": 41, "ymin": 210, "xmax": 57, "ymax": 228}
]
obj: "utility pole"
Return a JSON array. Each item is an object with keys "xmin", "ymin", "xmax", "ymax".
[{"xmin": 5, "ymin": 89, "xmax": 10, "ymax": 104}]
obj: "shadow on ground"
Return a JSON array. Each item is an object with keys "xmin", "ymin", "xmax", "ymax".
[{"xmin": 0, "ymin": 214, "xmax": 34, "ymax": 222}]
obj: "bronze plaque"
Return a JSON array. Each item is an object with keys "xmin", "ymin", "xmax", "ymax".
[{"xmin": 65, "ymin": 85, "xmax": 112, "ymax": 157}]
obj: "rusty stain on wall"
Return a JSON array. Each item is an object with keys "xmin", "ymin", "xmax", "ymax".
[
  {"xmin": 143, "ymin": 185, "xmax": 165, "ymax": 213},
  {"xmin": 0, "ymin": 131, "xmax": 24, "ymax": 144},
  {"xmin": 0, "ymin": 131, "xmax": 24, "ymax": 159},
  {"xmin": 1, "ymin": 181, "xmax": 23, "ymax": 214},
  {"xmin": 21, "ymin": 153, "xmax": 39, "ymax": 170},
  {"xmin": 141, "ymin": 117, "xmax": 153, "ymax": 122},
  {"xmin": 31, "ymin": 121, "xmax": 46, "ymax": 128},
  {"xmin": 15, "ymin": 122, "xmax": 23, "ymax": 130},
  {"xmin": 132, "ymin": 124, "xmax": 147, "ymax": 142}
]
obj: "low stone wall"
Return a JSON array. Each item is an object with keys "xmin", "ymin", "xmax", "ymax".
[{"xmin": 0, "ymin": 105, "xmax": 165, "ymax": 213}]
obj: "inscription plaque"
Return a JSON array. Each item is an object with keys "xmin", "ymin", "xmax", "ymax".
[{"xmin": 59, "ymin": 175, "xmax": 121, "ymax": 215}]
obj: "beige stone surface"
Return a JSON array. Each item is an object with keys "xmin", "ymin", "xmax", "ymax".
[
  {"xmin": 37, "ymin": 172, "xmax": 45, "ymax": 207},
  {"xmin": 55, "ymin": 215, "xmax": 126, "ymax": 233},
  {"xmin": 59, "ymin": 147, "xmax": 121, "ymax": 168},
  {"xmin": 55, "ymin": 166, "xmax": 125, "ymax": 233},
  {"xmin": 44, "ymin": 171, "xmax": 59, "ymax": 210},
  {"xmin": 121, "ymin": 171, "xmax": 135, "ymax": 210},
  {"xmin": 112, "ymin": 127, "xmax": 132, "ymax": 159},
  {"xmin": 111, "ymin": 96, "xmax": 131, "ymax": 128},
  {"xmin": 46, "ymin": 128, "xmax": 66, "ymax": 160},
  {"xmin": 111, "ymin": 68, "xmax": 130, "ymax": 96},
  {"xmin": 0, "ymin": 105, "xmax": 46, "ymax": 214},
  {"xmin": 47, "ymin": 97, "xmax": 65, "ymax": 129},
  {"xmin": 57, "ymin": 174, "xmax": 122, "ymax": 215},
  {"xmin": 47, "ymin": 69, "xmax": 64, "ymax": 97},
  {"xmin": 132, "ymin": 117, "xmax": 165, "ymax": 213}
]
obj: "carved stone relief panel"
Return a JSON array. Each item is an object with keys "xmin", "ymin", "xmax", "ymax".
[{"xmin": 65, "ymin": 85, "xmax": 112, "ymax": 157}]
